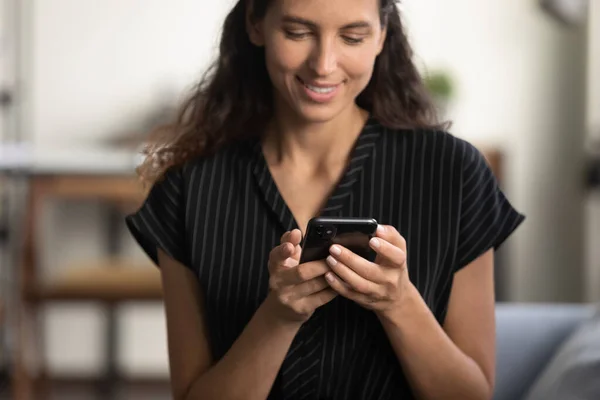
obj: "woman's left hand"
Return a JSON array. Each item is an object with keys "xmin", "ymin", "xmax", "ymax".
[{"xmin": 324, "ymin": 225, "xmax": 411, "ymax": 316}]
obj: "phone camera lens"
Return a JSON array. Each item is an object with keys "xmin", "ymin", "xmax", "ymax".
[{"xmin": 315, "ymin": 224, "xmax": 335, "ymax": 239}]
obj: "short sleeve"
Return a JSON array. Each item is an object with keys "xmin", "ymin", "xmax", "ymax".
[
  {"xmin": 125, "ymin": 167, "xmax": 188, "ymax": 268},
  {"xmin": 454, "ymin": 142, "xmax": 525, "ymax": 270}
]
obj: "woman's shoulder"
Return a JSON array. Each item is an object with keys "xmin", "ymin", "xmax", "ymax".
[
  {"xmin": 171, "ymin": 140, "xmax": 254, "ymax": 183},
  {"xmin": 380, "ymin": 125, "xmax": 486, "ymax": 171}
]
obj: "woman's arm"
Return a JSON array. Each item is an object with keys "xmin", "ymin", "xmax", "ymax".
[
  {"xmin": 159, "ymin": 228, "xmax": 336, "ymax": 400},
  {"xmin": 324, "ymin": 226, "xmax": 495, "ymax": 400},
  {"xmin": 158, "ymin": 249, "xmax": 301, "ymax": 400},
  {"xmin": 378, "ymin": 249, "xmax": 496, "ymax": 400}
]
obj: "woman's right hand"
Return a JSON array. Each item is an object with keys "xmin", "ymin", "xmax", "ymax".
[{"xmin": 265, "ymin": 229, "xmax": 337, "ymax": 324}]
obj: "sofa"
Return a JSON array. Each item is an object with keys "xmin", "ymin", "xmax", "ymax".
[{"xmin": 494, "ymin": 302, "xmax": 597, "ymax": 400}]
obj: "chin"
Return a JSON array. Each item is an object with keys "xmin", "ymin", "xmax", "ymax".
[
  {"xmin": 291, "ymin": 95, "xmax": 364, "ymax": 124},
  {"xmin": 294, "ymin": 105, "xmax": 343, "ymax": 124}
]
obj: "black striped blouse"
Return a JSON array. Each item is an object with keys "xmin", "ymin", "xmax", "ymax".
[{"xmin": 126, "ymin": 117, "xmax": 525, "ymax": 400}]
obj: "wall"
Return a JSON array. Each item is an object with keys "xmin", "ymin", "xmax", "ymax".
[
  {"xmin": 401, "ymin": 0, "xmax": 588, "ymax": 303},
  {"xmin": 17, "ymin": 0, "xmax": 592, "ymax": 377},
  {"xmin": 585, "ymin": 1, "xmax": 600, "ymax": 302},
  {"xmin": 588, "ymin": 0, "xmax": 600, "ymax": 139},
  {"xmin": 0, "ymin": 0, "xmax": 16, "ymax": 140},
  {"xmin": 21, "ymin": 0, "xmax": 237, "ymax": 147}
]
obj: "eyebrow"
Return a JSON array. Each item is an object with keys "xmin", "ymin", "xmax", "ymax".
[{"xmin": 281, "ymin": 15, "xmax": 372, "ymax": 30}]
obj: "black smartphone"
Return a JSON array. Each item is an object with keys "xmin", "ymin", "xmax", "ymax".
[{"xmin": 299, "ymin": 217, "xmax": 379, "ymax": 263}]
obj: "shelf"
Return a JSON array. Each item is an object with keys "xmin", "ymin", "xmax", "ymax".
[
  {"xmin": 27, "ymin": 260, "xmax": 162, "ymax": 302},
  {"xmin": 32, "ymin": 175, "xmax": 146, "ymax": 204}
]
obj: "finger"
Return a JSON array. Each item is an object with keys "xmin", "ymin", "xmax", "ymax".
[
  {"xmin": 280, "ymin": 229, "xmax": 302, "ymax": 246},
  {"xmin": 375, "ymin": 225, "xmax": 406, "ymax": 252},
  {"xmin": 324, "ymin": 272, "xmax": 358, "ymax": 299},
  {"xmin": 268, "ymin": 242, "xmax": 296, "ymax": 274},
  {"xmin": 369, "ymin": 237, "xmax": 407, "ymax": 268},
  {"xmin": 280, "ymin": 229, "xmax": 303, "ymax": 262},
  {"xmin": 289, "ymin": 229, "xmax": 302, "ymax": 246},
  {"xmin": 280, "ymin": 231, "xmax": 291, "ymax": 244},
  {"xmin": 278, "ymin": 260, "xmax": 329, "ymax": 285},
  {"xmin": 325, "ymin": 256, "xmax": 380, "ymax": 295},
  {"xmin": 290, "ymin": 243, "xmax": 302, "ymax": 262},
  {"xmin": 279, "ymin": 231, "xmax": 290, "ymax": 243},
  {"xmin": 279, "ymin": 242, "xmax": 295, "ymax": 261},
  {"xmin": 306, "ymin": 288, "xmax": 337, "ymax": 309},
  {"xmin": 290, "ymin": 276, "xmax": 329, "ymax": 299},
  {"xmin": 325, "ymin": 273, "xmax": 372, "ymax": 305},
  {"xmin": 328, "ymin": 245, "xmax": 384, "ymax": 283},
  {"xmin": 290, "ymin": 229, "xmax": 303, "ymax": 261}
]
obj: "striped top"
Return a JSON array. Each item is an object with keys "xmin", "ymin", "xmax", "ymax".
[{"xmin": 126, "ymin": 117, "xmax": 525, "ymax": 400}]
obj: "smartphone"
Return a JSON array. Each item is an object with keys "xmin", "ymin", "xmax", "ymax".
[{"xmin": 299, "ymin": 217, "xmax": 378, "ymax": 263}]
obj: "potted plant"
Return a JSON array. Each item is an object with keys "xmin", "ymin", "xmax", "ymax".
[{"xmin": 423, "ymin": 70, "xmax": 454, "ymax": 118}]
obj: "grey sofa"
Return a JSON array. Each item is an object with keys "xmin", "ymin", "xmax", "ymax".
[{"xmin": 494, "ymin": 302, "xmax": 596, "ymax": 400}]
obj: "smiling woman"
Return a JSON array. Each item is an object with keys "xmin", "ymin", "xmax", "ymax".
[
  {"xmin": 252, "ymin": 0, "xmax": 388, "ymax": 122},
  {"xmin": 126, "ymin": 0, "xmax": 524, "ymax": 399},
  {"xmin": 136, "ymin": 0, "xmax": 444, "ymax": 185}
]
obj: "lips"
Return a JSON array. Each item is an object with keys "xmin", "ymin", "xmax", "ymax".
[
  {"xmin": 296, "ymin": 75, "xmax": 342, "ymax": 103},
  {"xmin": 296, "ymin": 76, "xmax": 340, "ymax": 93},
  {"xmin": 306, "ymin": 84, "xmax": 336, "ymax": 94}
]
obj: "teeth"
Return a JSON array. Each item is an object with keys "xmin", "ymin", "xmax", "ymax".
[{"xmin": 306, "ymin": 84, "xmax": 335, "ymax": 94}]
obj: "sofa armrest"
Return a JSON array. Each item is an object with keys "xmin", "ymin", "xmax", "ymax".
[{"xmin": 493, "ymin": 303, "xmax": 594, "ymax": 400}]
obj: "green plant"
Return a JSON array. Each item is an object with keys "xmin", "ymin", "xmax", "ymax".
[{"xmin": 423, "ymin": 71, "xmax": 454, "ymax": 100}]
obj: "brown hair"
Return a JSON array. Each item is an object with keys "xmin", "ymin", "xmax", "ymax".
[{"xmin": 138, "ymin": 0, "xmax": 449, "ymax": 184}]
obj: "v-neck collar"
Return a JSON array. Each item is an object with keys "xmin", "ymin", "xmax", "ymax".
[{"xmin": 249, "ymin": 116, "xmax": 382, "ymax": 232}]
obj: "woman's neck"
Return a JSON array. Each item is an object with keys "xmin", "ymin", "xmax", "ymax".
[{"xmin": 263, "ymin": 105, "xmax": 369, "ymax": 171}]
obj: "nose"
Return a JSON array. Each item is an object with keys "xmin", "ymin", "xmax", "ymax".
[{"xmin": 308, "ymin": 37, "xmax": 337, "ymax": 76}]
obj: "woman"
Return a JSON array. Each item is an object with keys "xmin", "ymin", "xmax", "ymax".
[{"xmin": 126, "ymin": 0, "xmax": 524, "ymax": 399}]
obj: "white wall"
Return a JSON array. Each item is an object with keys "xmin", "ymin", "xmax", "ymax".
[
  {"xmin": 585, "ymin": 1, "xmax": 600, "ymax": 302},
  {"xmin": 22, "ymin": 0, "xmax": 233, "ymax": 146},
  {"xmin": 0, "ymin": 0, "xmax": 15, "ymax": 141},
  {"xmin": 588, "ymin": 0, "xmax": 600, "ymax": 139},
  {"xmin": 401, "ymin": 0, "xmax": 588, "ymax": 303},
  {"xmin": 18, "ymin": 0, "xmax": 592, "ymax": 378}
]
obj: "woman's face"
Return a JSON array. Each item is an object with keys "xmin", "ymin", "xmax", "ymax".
[{"xmin": 248, "ymin": 0, "xmax": 386, "ymax": 124}]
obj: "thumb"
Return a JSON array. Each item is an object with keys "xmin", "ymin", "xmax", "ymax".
[{"xmin": 289, "ymin": 229, "xmax": 303, "ymax": 261}]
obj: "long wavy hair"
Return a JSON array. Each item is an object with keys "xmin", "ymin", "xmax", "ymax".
[{"xmin": 138, "ymin": 0, "xmax": 449, "ymax": 184}]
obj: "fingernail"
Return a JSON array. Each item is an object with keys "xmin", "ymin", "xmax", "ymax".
[
  {"xmin": 370, "ymin": 237, "xmax": 380, "ymax": 248},
  {"xmin": 325, "ymin": 272, "xmax": 335, "ymax": 282},
  {"xmin": 377, "ymin": 225, "xmax": 385, "ymax": 234},
  {"xmin": 330, "ymin": 245, "xmax": 342, "ymax": 256},
  {"xmin": 326, "ymin": 255, "xmax": 337, "ymax": 266}
]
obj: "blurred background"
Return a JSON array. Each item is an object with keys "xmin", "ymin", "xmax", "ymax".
[{"xmin": 0, "ymin": 0, "xmax": 599, "ymax": 399}]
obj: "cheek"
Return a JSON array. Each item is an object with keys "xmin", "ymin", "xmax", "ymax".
[
  {"xmin": 264, "ymin": 37, "xmax": 307, "ymax": 80},
  {"xmin": 342, "ymin": 50, "xmax": 378, "ymax": 85}
]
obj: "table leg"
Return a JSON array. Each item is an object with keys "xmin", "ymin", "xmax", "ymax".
[
  {"xmin": 97, "ymin": 207, "xmax": 123, "ymax": 400},
  {"xmin": 98, "ymin": 304, "xmax": 118, "ymax": 400}
]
